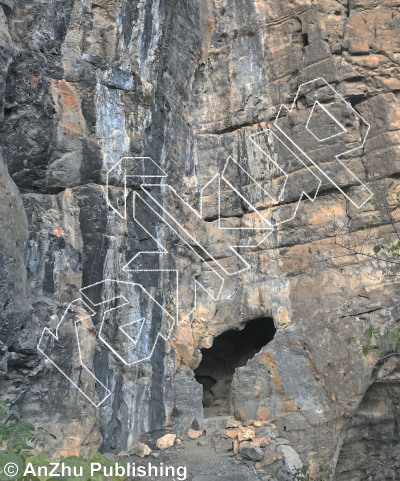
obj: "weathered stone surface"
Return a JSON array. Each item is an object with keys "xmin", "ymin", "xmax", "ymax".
[
  {"xmin": 237, "ymin": 427, "xmax": 256, "ymax": 442},
  {"xmin": 169, "ymin": 365, "xmax": 205, "ymax": 435},
  {"xmin": 278, "ymin": 445, "xmax": 302, "ymax": 472},
  {"xmin": 212, "ymin": 437, "xmax": 233, "ymax": 454},
  {"xmin": 334, "ymin": 354, "xmax": 400, "ymax": 481},
  {"xmin": 262, "ymin": 444, "xmax": 284, "ymax": 467},
  {"xmin": 222, "ymin": 429, "xmax": 239, "ymax": 440},
  {"xmin": 239, "ymin": 442, "xmax": 264, "ymax": 462},
  {"xmin": 243, "ymin": 419, "xmax": 256, "ymax": 427},
  {"xmin": 0, "ymin": 6, "xmax": 12, "ymax": 123},
  {"xmin": 252, "ymin": 436, "xmax": 270, "ymax": 447},
  {"xmin": 226, "ymin": 418, "xmax": 241, "ymax": 429},
  {"xmin": 0, "ymin": 0, "xmax": 399, "ymax": 479}
]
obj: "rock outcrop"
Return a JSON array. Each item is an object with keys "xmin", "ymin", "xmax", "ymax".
[{"xmin": 0, "ymin": 0, "xmax": 399, "ymax": 479}]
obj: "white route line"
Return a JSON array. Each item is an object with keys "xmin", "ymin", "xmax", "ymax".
[
  {"xmin": 37, "ymin": 299, "xmax": 111, "ymax": 408},
  {"xmin": 274, "ymin": 77, "xmax": 373, "ymax": 209},
  {"xmin": 248, "ymin": 128, "xmax": 322, "ymax": 227},
  {"xmin": 38, "ymin": 77, "xmax": 374, "ymax": 406},
  {"xmin": 81, "ymin": 280, "xmax": 175, "ymax": 366},
  {"xmin": 306, "ymin": 100, "xmax": 347, "ymax": 142}
]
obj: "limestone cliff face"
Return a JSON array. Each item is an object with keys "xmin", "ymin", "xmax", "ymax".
[{"xmin": 0, "ymin": 0, "xmax": 399, "ymax": 478}]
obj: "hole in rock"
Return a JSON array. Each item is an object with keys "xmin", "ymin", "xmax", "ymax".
[{"xmin": 194, "ymin": 317, "xmax": 276, "ymax": 417}]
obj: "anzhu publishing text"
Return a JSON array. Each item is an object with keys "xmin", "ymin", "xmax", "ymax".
[{"xmin": 23, "ymin": 461, "xmax": 188, "ymax": 480}]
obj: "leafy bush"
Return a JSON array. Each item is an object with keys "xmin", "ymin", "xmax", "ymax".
[
  {"xmin": 346, "ymin": 325, "xmax": 400, "ymax": 358},
  {"xmin": 0, "ymin": 400, "xmax": 56, "ymax": 481},
  {"xmin": 0, "ymin": 400, "xmax": 55, "ymax": 455},
  {"xmin": 0, "ymin": 401, "xmax": 125, "ymax": 481}
]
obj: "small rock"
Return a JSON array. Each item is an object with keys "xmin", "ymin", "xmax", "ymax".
[
  {"xmin": 117, "ymin": 451, "xmax": 130, "ymax": 458},
  {"xmin": 188, "ymin": 429, "xmax": 202, "ymax": 440},
  {"xmin": 238, "ymin": 427, "xmax": 255, "ymax": 441},
  {"xmin": 279, "ymin": 445, "xmax": 302, "ymax": 471},
  {"xmin": 253, "ymin": 435, "xmax": 270, "ymax": 447},
  {"xmin": 233, "ymin": 439, "xmax": 240, "ymax": 455},
  {"xmin": 191, "ymin": 418, "xmax": 200, "ymax": 431},
  {"xmin": 239, "ymin": 442, "xmax": 264, "ymax": 461},
  {"xmin": 103, "ymin": 453, "xmax": 118, "ymax": 461},
  {"xmin": 226, "ymin": 418, "xmax": 241, "ymax": 428},
  {"xmin": 156, "ymin": 434, "xmax": 176, "ymax": 450},
  {"xmin": 254, "ymin": 426, "xmax": 269, "ymax": 437},
  {"xmin": 262, "ymin": 444, "xmax": 284, "ymax": 467},
  {"xmin": 176, "ymin": 438, "xmax": 182, "ymax": 445},
  {"xmin": 213, "ymin": 437, "xmax": 233, "ymax": 453},
  {"xmin": 257, "ymin": 426, "xmax": 277, "ymax": 439},
  {"xmin": 255, "ymin": 462, "xmax": 262, "ymax": 470},
  {"xmin": 135, "ymin": 442, "xmax": 151, "ymax": 458},
  {"xmin": 253, "ymin": 421, "xmax": 262, "ymax": 428},
  {"xmin": 222, "ymin": 428, "xmax": 239, "ymax": 439},
  {"xmin": 197, "ymin": 439, "xmax": 207, "ymax": 447},
  {"xmin": 243, "ymin": 419, "xmax": 256, "ymax": 427},
  {"xmin": 274, "ymin": 437, "xmax": 290, "ymax": 445}
]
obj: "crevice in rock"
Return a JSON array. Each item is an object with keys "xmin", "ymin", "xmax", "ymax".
[
  {"xmin": 210, "ymin": 119, "xmax": 263, "ymax": 135},
  {"xmin": 194, "ymin": 317, "xmax": 276, "ymax": 418}
]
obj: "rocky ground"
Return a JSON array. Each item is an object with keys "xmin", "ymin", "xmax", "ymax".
[{"xmin": 112, "ymin": 416, "xmax": 302, "ymax": 481}]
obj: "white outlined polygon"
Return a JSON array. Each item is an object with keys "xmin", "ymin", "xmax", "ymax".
[
  {"xmin": 111, "ymin": 157, "xmax": 276, "ymax": 327},
  {"xmin": 106, "ymin": 156, "xmax": 168, "ymax": 220},
  {"xmin": 38, "ymin": 77, "xmax": 374, "ymax": 406},
  {"xmin": 81, "ymin": 281, "xmax": 175, "ymax": 366},
  {"xmin": 306, "ymin": 100, "xmax": 347, "ymax": 142},
  {"xmin": 274, "ymin": 77, "xmax": 373, "ymax": 209},
  {"xmin": 37, "ymin": 298, "xmax": 111, "ymax": 408}
]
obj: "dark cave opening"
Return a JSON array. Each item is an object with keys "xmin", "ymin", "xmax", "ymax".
[{"xmin": 194, "ymin": 317, "xmax": 276, "ymax": 417}]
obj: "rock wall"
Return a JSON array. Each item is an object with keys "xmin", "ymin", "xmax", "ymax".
[{"xmin": 0, "ymin": 0, "xmax": 399, "ymax": 478}]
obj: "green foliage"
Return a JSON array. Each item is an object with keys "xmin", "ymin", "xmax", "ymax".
[
  {"xmin": 0, "ymin": 401, "xmax": 126, "ymax": 481},
  {"xmin": 372, "ymin": 185, "xmax": 400, "ymax": 262},
  {"xmin": 337, "ymin": 184, "xmax": 400, "ymax": 359},
  {"xmin": 89, "ymin": 453, "xmax": 126, "ymax": 481},
  {"xmin": 0, "ymin": 453, "xmax": 24, "ymax": 481},
  {"xmin": 346, "ymin": 325, "xmax": 400, "ymax": 358},
  {"xmin": 373, "ymin": 241, "xmax": 400, "ymax": 258},
  {"xmin": 24, "ymin": 454, "xmax": 52, "ymax": 481},
  {"xmin": 0, "ymin": 400, "xmax": 56, "ymax": 481},
  {"xmin": 0, "ymin": 400, "xmax": 55, "ymax": 455}
]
